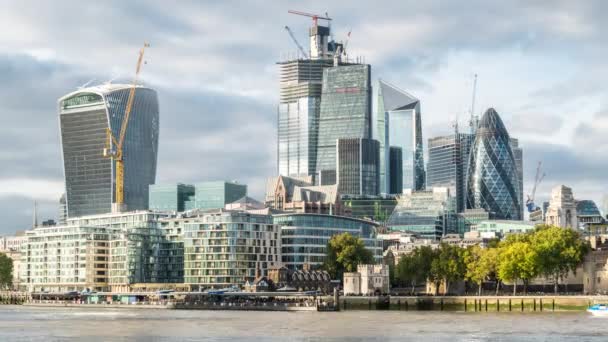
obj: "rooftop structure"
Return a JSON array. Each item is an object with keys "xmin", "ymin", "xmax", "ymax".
[
  {"xmin": 58, "ymin": 84, "xmax": 159, "ymax": 217},
  {"xmin": 545, "ymin": 185, "xmax": 578, "ymax": 228}
]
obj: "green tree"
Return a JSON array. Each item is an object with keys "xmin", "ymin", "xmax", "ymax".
[
  {"xmin": 465, "ymin": 246, "xmax": 500, "ymax": 295},
  {"xmin": 0, "ymin": 253, "xmax": 13, "ymax": 290},
  {"xmin": 323, "ymin": 232, "xmax": 374, "ymax": 280},
  {"xmin": 530, "ymin": 225, "xmax": 590, "ymax": 294},
  {"xmin": 429, "ymin": 243, "xmax": 466, "ymax": 295},
  {"xmin": 395, "ymin": 245, "xmax": 436, "ymax": 294},
  {"xmin": 498, "ymin": 240, "xmax": 538, "ymax": 294}
]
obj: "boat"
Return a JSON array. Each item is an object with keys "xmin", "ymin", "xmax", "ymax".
[{"xmin": 587, "ymin": 304, "xmax": 608, "ymax": 316}]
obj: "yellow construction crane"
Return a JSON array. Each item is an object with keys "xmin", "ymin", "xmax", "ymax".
[{"xmin": 103, "ymin": 42, "xmax": 149, "ymax": 212}]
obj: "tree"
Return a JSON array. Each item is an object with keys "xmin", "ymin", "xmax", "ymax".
[
  {"xmin": 465, "ymin": 246, "xmax": 500, "ymax": 295},
  {"xmin": 394, "ymin": 246, "xmax": 435, "ymax": 294},
  {"xmin": 498, "ymin": 240, "xmax": 538, "ymax": 294},
  {"xmin": 530, "ymin": 225, "xmax": 590, "ymax": 294},
  {"xmin": 429, "ymin": 243, "xmax": 466, "ymax": 295},
  {"xmin": 0, "ymin": 253, "xmax": 13, "ymax": 290},
  {"xmin": 323, "ymin": 233, "xmax": 374, "ymax": 280}
]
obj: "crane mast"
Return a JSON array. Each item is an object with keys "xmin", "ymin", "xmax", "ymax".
[{"xmin": 103, "ymin": 42, "xmax": 149, "ymax": 213}]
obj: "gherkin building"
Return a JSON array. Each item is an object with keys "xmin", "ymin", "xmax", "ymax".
[{"xmin": 466, "ymin": 108, "xmax": 522, "ymax": 220}]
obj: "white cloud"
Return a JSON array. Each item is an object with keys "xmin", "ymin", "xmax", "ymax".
[{"xmin": 0, "ymin": 179, "xmax": 64, "ymax": 201}]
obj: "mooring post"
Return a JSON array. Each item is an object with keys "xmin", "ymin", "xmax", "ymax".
[
  {"xmin": 464, "ymin": 299, "xmax": 467, "ymax": 312},
  {"xmin": 521, "ymin": 299, "xmax": 524, "ymax": 312},
  {"xmin": 440, "ymin": 298, "xmax": 444, "ymax": 311},
  {"xmin": 540, "ymin": 298, "xmax": 543, "ymax": 311},
  {"xmin": 552, "ymin": 299, "xmax": 555, "ymax": 311},
  {"xmin": 398, "ymin": 299, "xmax": 401, "ymax": 310},
  {"xmin": 509, "ymin": 299, "xmax": 512, "ymax": 311},
  {"xmin": 368, "ymin": 299, "xmax": 372, "ymax": 310},
  {"xmin": 533, "ymin": 298, "xmax": 536, "ymax": 311},
  {"xmin": 485, "ymin": 299, "xmax": 488, "ymax": 311},
  {"xmin": 474, "ymin": 299, "xmax": 478, "ymax": 312},
  {"xmin": 405, "ymin": 300, "xmax": 409, "ymax": 311},
  {"xmin": 497, "ymin": 299, "xmax": 500, "ymax": 312}
]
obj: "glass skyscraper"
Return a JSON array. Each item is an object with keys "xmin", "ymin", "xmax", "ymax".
[
  {"xmin": 186, "ymin": 181, "xmax": 247, "ymax": 211},
  {"xmin": 374, "ymin": 80, "xmax": 424, "ymax": 193},
  {"xmin": 277, "ymin": 59, "xmax": 334, "ymax": 178},
  {"xmin": 466, "ymin": 108, "xmax": 523, "ymax": 220},
  {"xmin": 336, "ymin": 138, "xmax": 380, "ymax": 196},
  {"xmin": 58, "ymin": 84, "xmax": 159, "ymax": 218},
  {"xmin": 149, "ymin": 183, "xmax": 195, "ymax": 212},
  {"xmin": 316, "ymin": 64, "xmax": 372, "ymax": 180}
]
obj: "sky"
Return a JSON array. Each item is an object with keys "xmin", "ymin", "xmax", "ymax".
[{"xmin": 0, "ymin": 0, "xmax": 607, "ymax": 234}]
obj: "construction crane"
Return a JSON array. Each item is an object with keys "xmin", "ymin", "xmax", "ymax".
[
  {"xmin": 103, "ymin": 42, "xmax": 149, "ymax": 212},
  {"xmin": 284, "ymin": 26, "xmax": 308, "ymax": 59},
  {"xmin": 526, "ymin": 161, "xmax": 546, "ymax": 212},
  {"xmin": 287, "ymin": 10, "xmax": 332, "ymax": 27}
]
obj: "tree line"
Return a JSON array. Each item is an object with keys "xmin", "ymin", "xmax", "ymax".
[
  {"xmin": 0, "ymin": 252, "xmax": 13, "ymax": 290},
  {"xmin": 393, "ymin": 225, "xmax": 590, "ymax": 295}
]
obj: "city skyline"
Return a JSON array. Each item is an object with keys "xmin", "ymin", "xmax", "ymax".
[{"xmin": 1, "ymin": 1, "xmax": 607, "ymax": 233}]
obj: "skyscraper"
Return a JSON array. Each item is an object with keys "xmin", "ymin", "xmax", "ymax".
[
  {"xmin": 466, "ymin": 108, "xmax": 522, "ymax": 220},
  {"xmin": 336, "ymin": 138, "xmax": 380, "ymax": 196},
  {"xmin": 427, "ymin": 132, "xmax": 475, "ymax": 213},
  {"xmin": 374, "ymin": 80, "xmax": 424, "ymax": 193},
  {"xmin": 316, "ymin": 64, "xmax": 372, "ymax": 183},
  {"xmin": 389, "ymin": 146, "xmax": 403, "ymax": 195},
  {"xmin": 58, "ymin": 84, "xmax": 159, "ymax": 218},
  {"xmin": 277, "ymin": 59, "xmax": 333, "ymax": 177}
]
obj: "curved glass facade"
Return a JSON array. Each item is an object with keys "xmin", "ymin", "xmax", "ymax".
[
  {"xmin": 274, "ymin": 213, "xmax": 382, "ymax": 270},
  {"xmin": 59, "ymin": 85, "xmax": 159, "ymax": 217},
  {"xmin": 466, "ymin": 108, "xmax": 522, "ymax": 220}
]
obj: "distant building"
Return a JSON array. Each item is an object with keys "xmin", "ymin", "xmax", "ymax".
[
  {"xmin": 387, "ymin": 187, "xmax": 456, "ymax": 240},
  {"xmin": 316, "ymin": 64, "xmax": 372, "ymax": 181},
  {"xmin": 274, "ymin": 213, "xmax": 382, "ymax": 270},
  {"xmin": 577, "ymin": 200, "xmax": 605, "ymax": 229},
  {"xmin": 225, "ymin": 196, "xmax": 266, "ymax": 211},
  {"xmin": 58, "ymin": 84, "xmax": 159, "ymax": 217},
  {"xmin": 472, "ymin": 220, "xmax": 537, "ymax": 238},
  {"xmin": 545, "ymin": 185, "xmax": 578, "ymax": 228},
  {"xmin": 149, "ymin": 183, "xmax": 195, "ymax": 212},
  {"xmin": 186, "ymin": 181, "xmax": 247, "ymax": 211},
  {"xmin": 336, "ymin": 138, "xmax": 380, "ymax": 196},
  {"xmin": 58, "ymin": 193, "xmax": 67, "ymax": 225},
  {"xmin": 441, "ymin": 233, "xmax": 489, "ymax": 248},
  {"xmin": 268, "ymin": 266, "xmax": 335, "ymax": 294},
  {"xmin": 388, "ymin": 147, "xmax": 403, "ymax": 195},
  {"xmin": 265, "ymin": 175, "xmax": 347, "ymax": 215},
  {"xmin": 466, "ymin": 108, "xmax": 523, "ymax": 220},
  {"xmin": 374, "ymin": 80, "xmax": 425, "ymax": 193},
  {"xmin": 341, "ymin": 195, "xmax": 398, "ymax": 224},
  {"xmin": 182, "ymin": 210, "xmax": 281, "ymax": 290},
  {"xmin": 457, "ymin": 208, "xmax": 491, "ymax": 236},
  {"xmin": 343, "ymin": 264, "xmax": 389, "ymax": 296},
  {"xmin": 0, "ymin": 232, "xmax": 27, "ymax": 252}
]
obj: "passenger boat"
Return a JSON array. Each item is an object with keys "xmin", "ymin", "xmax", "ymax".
[{"xmin": 587, "ymin": 304, "xmax": 608, "ymax": 316}]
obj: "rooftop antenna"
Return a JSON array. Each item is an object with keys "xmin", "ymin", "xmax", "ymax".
[{"xmin": 469, "ymin": 74, "xmax": 478, "ymax": 134}]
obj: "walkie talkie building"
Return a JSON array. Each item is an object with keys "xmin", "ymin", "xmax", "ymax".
[{"xmin": 58, "ymin": 84, "xmax": 159, "ymax": 218}]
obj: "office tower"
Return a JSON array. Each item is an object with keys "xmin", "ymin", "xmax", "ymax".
[
  {"xmin": 316, "ymin": 64, "xmax": 372, "ymax": 182},
  {"xmin": 466, "ymin": 108, "xmax": 523, "ymax": 220},
  {"xmin": 336, "ymin": 138, "xmax": 380, "ymax": 196},
  {"xmin": 58, "ymin": 84, "xmax": 159, "ymax": 218},
  {"xmin": 545, "ymin": 185, "xmax": 578, "ymax": 228},
  {"xmin": 387, "ymin": 187, "xmax": 456, "ymax": 240},
  {"xmin": 185, "ymin": 181, "xmax": 247, "ymax": 211},
  {"xmin": 374, "ymin": 79, "xmax": 424, "ymax": 193},
  {"xmin": 510, "ymin": 138, "xmax": 524, "ymax": 214},
  {"xmin": 389, "ymin": 147, "xmax": 403, "ymax": 194},
  {"xmin": 576, "ymin": 200, "xmax": 605, "ymax": 228},
  {"xmin": 426, "ymin": 132, "xmax": 475, "ymax": 212},
  {"xmin": 277, "ymin": 59, "xmax": 333, "ymax": 177},
  {"xmin": 149, "ymin": 183, "xmax": 195, "ymax": 212}
]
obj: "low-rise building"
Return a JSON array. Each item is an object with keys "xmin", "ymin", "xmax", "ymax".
[
  {"xmin": 343, "ymin": 264, "xmax": 389, "ymax": 295},
  {"xmin": 472, "ymin": 220, "xmax": 537, "ymax": 239},
  {"xmin": 265, "ymin": 175, "xmax": 348, "ymax": 216}
]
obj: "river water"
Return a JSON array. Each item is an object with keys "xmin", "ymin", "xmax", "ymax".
[{"xmin": 0, "ymin": 306, "xmax": 605, "ymax": 341}]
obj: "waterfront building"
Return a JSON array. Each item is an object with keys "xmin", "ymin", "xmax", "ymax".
[
  {"xmin": 545, "ymin": 185, "xmax": 578, "ymax": 228},
  {"xmin": 267, "ymin": 266, "xmax": 335, "ymax": 293},
  {"xmin": 336, "ymin": 138, "xmax": 380, "ymax": 196},
  {"xmin": 466, "ymin": 108, "xmax": 523, "ymax": 220},
  {"xmin": 0, "ymin": 232, "xmax": 27, "ymax": 252},
  {"xmin": 58, "ymin": 84, "xmax": 159, "ymax": 217},
  {"xmin": 341, "ymin": 195, "xmax": 398, "ymax": 224},
  {"xmin": 374, "ymin": 79, "xmax": 424, "ymax": 193},
  {"xmin": 277, "ymin": 58, "xmax": 334, "ymax": 178},
  {"xmin": 316, "ymin": 64, "xmax": 372, "ymax": 182},
  {"xmin": 149, "ymin": 183, "xmax": 195, "ymax": 212},
  {"xmin": 471, "ymin": 220, "xmax": 537, "ymax": 238},
  {"xmin": 426, "ymin": 132, "xmax": 475, "ymax": 213},
  {"xmin": 186, "ymin": 181, "xmax": 247, "ymax": 211},
  {"xmin": 265, "ymin": 175, "xmax": 347, "ymax": 215},
  {"xmin": 387, "ymin": 187, "xmax": 457, "ymax": 240},
  {"xmin": 273, "ymin": 213, "xmax": 382, "ymax": 270},
  {"xmin": 343, "ymin": 264, "xmax": 389, "ymax": 296},
  {"xmin": 577, "ymin": 200, "xmax": 605, "ymax": 229},
  {"xmin": 21, "ymin": 211, "xmax": 182, "ymax": 293},
  {"xmin": 388, "ymin": 147, "xmax": 403, "ymax": 194},
  {"xmin": 182, "ymin": 210, "xmax": 281, "ymax": 290}
]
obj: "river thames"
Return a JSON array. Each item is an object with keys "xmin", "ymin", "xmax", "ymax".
[{"xmin": 0, "ymin": 306, "xmax": 605, "ymax": 341}]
